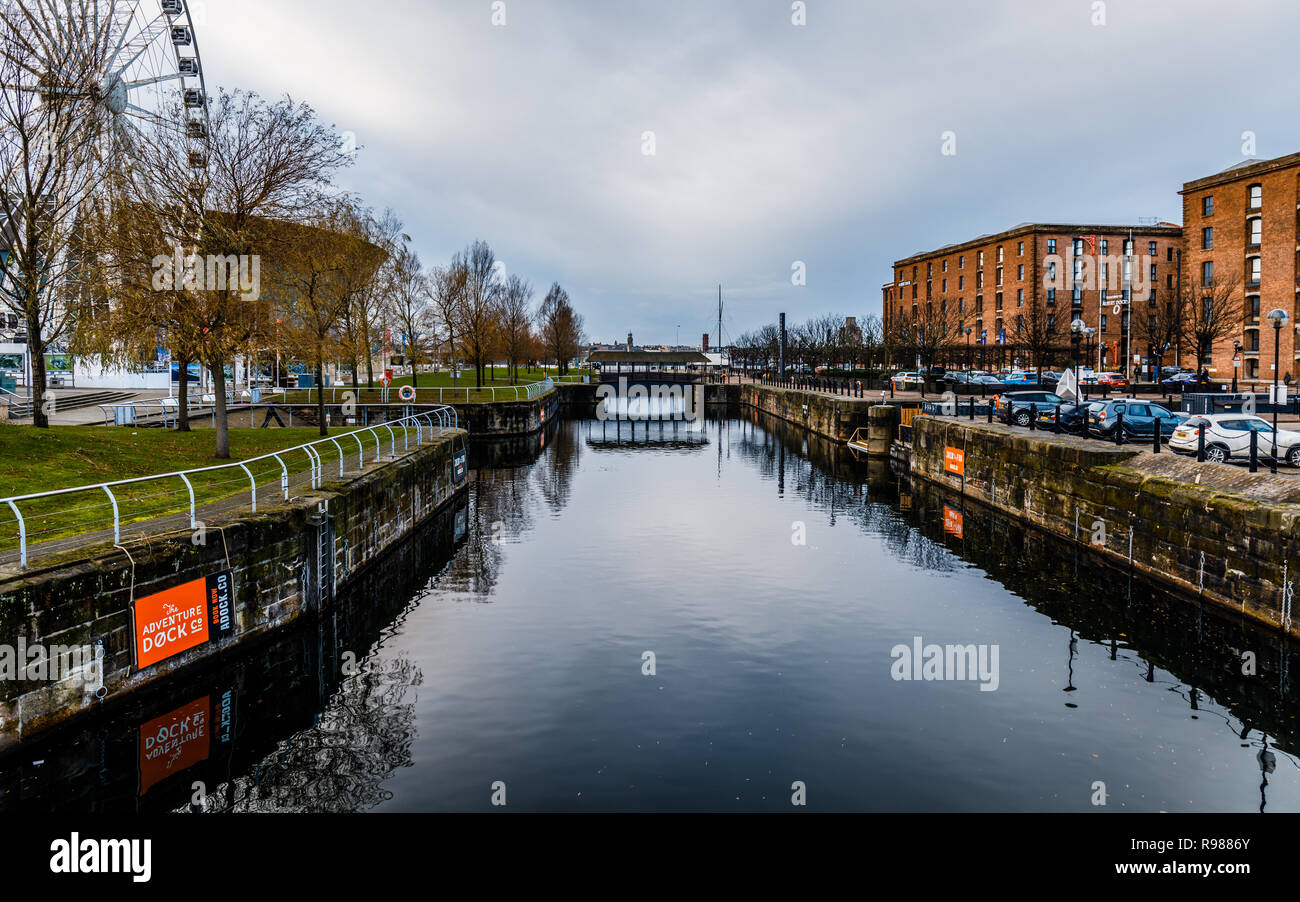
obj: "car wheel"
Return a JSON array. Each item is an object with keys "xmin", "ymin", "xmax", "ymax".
[
  {"xmin": 1013, "ymin": 410, "xmax": 1031, "ymax": 427},
  {"xmin": 1288, "ymin": 446, "xmax": 1300, "ymax": 469},
  {"xmin": 1205, "ymin": 444, "xmax": 1229, "ymax": 464}
]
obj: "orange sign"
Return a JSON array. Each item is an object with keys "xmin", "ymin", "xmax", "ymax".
[
  {"xmin": 138, "ymin": 696, "xmax": 209, "ymax": 795},
  {"xmin": 944, "ymin": 446, "xmax": 965, "ymax": 476},
  {"xmin": 133, "ymin": 572, "xmax": 234, "ymax": 670},
  {"xmin": 943, "ymin": 505, "xmax": 964, "ymax": 538}
]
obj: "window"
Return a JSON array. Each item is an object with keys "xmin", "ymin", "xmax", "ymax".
[
  {"xmin": 1202, "ymin": 261, "xmax": 1214, "ymax": 285},
  {"xmin": 977, "ymin": 251, "xmax": 984, "ymax": 267},
  {"xmin": 1047, "ymin": 261, "xmax": 1057, "ymax": 281},
  {"xmin": 1166, "ymin": 274, "xmax": 1173, "ymax": 289},
  {"xmin": 1047, "ymin": 288, "xmax": 1056, "ymax": 304},
  {"xmin": 1017, "ymin": 264, "xmax": 1024, "ymax": 280},
  {"xmin": 1246, "ymin": 329, "xmax": 1260, "ymax": 352},
  {"xmin": 1148, "ymin": 314, "xmax": 1156, "ymax": 332},
  {"xmin": 1202, "ymin": 227, "xmax": 1213, "ymax": 249},
  {"xmin": 958, "ymin": 275, "xmax": 965, "ymax": 290},
  {"xmin": 958, "ymin": 255, "xmax": 965, "ymax": 268},
  {"xmin": 1100, "ymin": 239, "xmax": 1108, "ymax": 254},
  {"xmin": 1072, "ymin": 287, "xmax": 1082, "ymax": 305},
  {"xmin": 942, "ymin": 279, "xmax": 947, "ymax": 292},
  {"xmin": 1148, "ymin": 241, "xmax": 1157, "ymax": 257},
  {"xmin": 1017, "ymin": 289, "xmax": 1024, "ymax": 306},
  {"xmin": 1100, "ymin": 314, "xmax": 1107, "ymax": 331},
  {"xmin": 1101, "ymin": 262, "xmax": 1109, "ymax": 285},
  {"xmin": 912, "ymin": 266, "xmax": 918, "ymax": 281},
  {"xmin": 1018, "ymin": 241, "xmax": 1025, "ymax": 256},
  {"xmin": 976, "ymin": 271, "xmax": 983, "ymax": 289},
  {"xmin": 958, "ymin": 298, "xmax": 964, "ymax": 314},
  {"xmin": 927, "ymin": 262, "xmax": 933, "ymax": 277},
  {"xmin": 1202, "ymin": 195, "xmax": 1214, "ymax": 216},
  {"xmin": 912, "ymin": 284, "xmax": 918, "ymax": 299},
  {"xmin": 1248, "ymin": 217, "xmax": 1262, "ymax": 246},
  {"xmin": 997, "ymin": 246, "xmax": 1003, "ymax": 263},
  {"xmin": 995, "ymin": 292, "xmax": 1003, "ymax": 311},
  {"xmin": 1247, "ymin": 256, "xmax": 1261, "ymax": 285},
  {"xmin": 1047, "ymin": 314, "xmax": 1055, "ymax": 331},
  {"xmin": 942, "ymin": 260, "xmax": 948, "ymax": 273},
  {"xmin": 1167, "ymin": 247, "xmax": 1174, "ymax": 261},
  {"xmin": 1123, "ymin": 239, "xmax": 1134, "ymax": 256},
  {"xmin": 1150, "ymin": 263, "xmax": 1157, "ymax": 281},
  {"xmin": 1248, "ymin": 184, "xmax": 1262, "ymax": 210},
  {"xmin": 996, "ymin": 266, "xmax": 1003, "ymax": 286},
  {"xmin": 1047, "ymin": 239, "xmax": 1057, "ymax": 254},
  {"xmin": 1246, "ymin": 295, "xmax": 1260, "ymax": 323}
]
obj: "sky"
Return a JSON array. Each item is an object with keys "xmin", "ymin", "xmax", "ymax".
[{"xmin": 196, "ymin": 0, "xmax": 1300, "ymax": 347}]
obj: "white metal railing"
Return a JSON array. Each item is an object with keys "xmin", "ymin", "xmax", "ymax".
[
  {"xmin": 0, "ymin": 406, "xmax": 461, "ymax": 568},
  {"xmin": 291, "ymin": 377, "xmax": 555, "ymax": 405}
]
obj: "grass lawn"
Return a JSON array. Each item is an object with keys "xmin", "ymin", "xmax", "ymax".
[{"xmin": 0, "ymin": 423, "xmax": 422, "ymax": 554}]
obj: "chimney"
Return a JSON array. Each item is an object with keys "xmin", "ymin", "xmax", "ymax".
[
  {"xmin": 702, "ymin": 333, "xmax": 709, "ymax": 352},
  {"xmin": 627, "ymin": 332, "xmax": 633, "ymax": 350}
]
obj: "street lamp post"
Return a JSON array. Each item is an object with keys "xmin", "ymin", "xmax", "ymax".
[
  {"xmin": 1069, "ymin": 318, "xmax": 1084, "ymax": 401},
  {"xmin": 1268, "ymin": 309, "xmax": 1289, "ymax": 462},
  {"xmin": 1232, "ymin": 339, "xmax": 1241, "ymax": 394}
]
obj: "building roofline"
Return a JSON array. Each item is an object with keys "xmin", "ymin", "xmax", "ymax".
[
  {"xmin": 892, "ymin": 222, "xmax": 1182, "ymax": 268},
  {"xmin": 1179, "ymin": 151, "xmax": 1300, "ymax": 194}
]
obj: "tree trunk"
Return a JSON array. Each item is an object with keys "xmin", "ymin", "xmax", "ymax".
[
  {"xmin": 315, "ymin": 356, "xmax": 327, "ymax": 437},
  {"xmin": 27, "ymin": 309, "xmax": 48, "ymax": 428},
  {"xmin": 211, "ymin": 360, "xmax": 230, "ymax": 459},
  {"xmin": 177, "ymin": 353, "xmax": 191, "ymax": 431}
]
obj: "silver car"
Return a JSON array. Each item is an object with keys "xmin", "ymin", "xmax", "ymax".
[{"xmin": 1169, "ymin": 414, "xmax": 1300, "ymax": 466}]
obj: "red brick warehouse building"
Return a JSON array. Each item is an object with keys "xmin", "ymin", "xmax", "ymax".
[
  {"xmin": 1179, "ymin": 151, "xmax": 1300, "ymax": 386},
  {"xmin": 882, "ymin": 222, "xmax": 1183, "ymax": 374}
]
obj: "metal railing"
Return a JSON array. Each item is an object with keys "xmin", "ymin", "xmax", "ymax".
[
  {"xmin": 286, "ymin": 377, "xmax": 554, "ymax": 406},
  {"xmin": 0, "ymin": 406, "xmax": 461, "ymax": 568}
]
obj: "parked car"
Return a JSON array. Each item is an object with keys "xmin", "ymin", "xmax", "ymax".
[
  {"xmin": 995, "ymin": 390, "xmax": 1064, "ymax": 426},
  {"xmin": 1037, "ymin": 400, "xmax": 1104, "ymax": 432},
  {"xmin": 1094, "ymin": 372, "xmax": 1129, "ymax": 389},
  {"xmin": 1085, "ymin": 399, "xmax": 1185, "ymax": 437},
  {"xmin": 891, "ymin": 371, "xmax": 924, "ymax": 388},
  {"xmin": 1169, "ymin": 415, "xmax": 1300, "ymax": 466},
  {"xmin": 999, "ymin": 371, "xmax": 1036, "ymax": 386},
  {"xmin": 1160, "ymin": 372, "xmax": 1200, "ymax": 388}
]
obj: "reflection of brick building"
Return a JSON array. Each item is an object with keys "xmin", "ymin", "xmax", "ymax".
[
  {"xmin": 1179, "ymin": 152, "xmax": 1300, "ymax": 384},
  {"xmin": 883, "ymin": 222, "xmax": 1183, "ymax": 372}
]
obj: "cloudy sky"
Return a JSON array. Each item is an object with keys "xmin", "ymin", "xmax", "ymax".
[{"xmin": 199, "ymin": 0, "xmax": 1300, "ymax": 346}]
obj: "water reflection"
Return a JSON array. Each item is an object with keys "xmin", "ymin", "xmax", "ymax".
[{"xmin": 3, "ymin": 408, "xmax": 1300, "ymax": 812}]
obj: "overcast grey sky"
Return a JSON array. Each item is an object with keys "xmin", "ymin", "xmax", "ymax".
[{"xmin": 201, "ymin": 0, "xmax": 1300, "ymax": 346}]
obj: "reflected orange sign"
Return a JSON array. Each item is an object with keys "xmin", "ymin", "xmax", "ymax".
[
  {"xmin": 944, "ymin": 505, "xmax": 964, "ymax": 538},
  {"xmin": 138, "ymin": 696, "xmax": 209, "ymax": 795},
  {"xmin": 944, "ymin": 446, "xmax": 965, "ymax": 476}
]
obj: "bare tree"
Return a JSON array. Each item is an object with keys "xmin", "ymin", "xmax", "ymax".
[
  {"xmin": 428, "ymin": 257, "xmax": 467, "ymax": 385},
  {"xmin": 1182, "ymin": 273, "xmax": 1244, "ymax": 371},
  {"xmin": 537, "ymin": 282, "xmax": 583, "ymax": 376},
  {"xmin": 1012, "ymin": 299, "xmax": 1063, "ymax": 381},
  {"xmin": 383, "ymin": 239, "xmax": 432, "ymax": 388},
  {"xmin": 0, "ymin": 2, "xmax": 117, "ymax": 426},
  {"xmin": 498, "ymin": 273, "xmax": 533, "ymax": 383},
  {"xmin": 456, "ymin": 240, "xmax": 501, "ymax": 387}
]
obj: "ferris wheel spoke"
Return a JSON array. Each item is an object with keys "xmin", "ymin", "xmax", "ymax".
[
  {"xmin": 104, "ymin": 0, "xmax": 144, "ymax": 74},
  {"xmin": 109, "ymin": 14, "xmax": 169, "ymax": 79},
  {"xmin": 125, "ymin": 72, "xmax": 181, "ymax": 89}
]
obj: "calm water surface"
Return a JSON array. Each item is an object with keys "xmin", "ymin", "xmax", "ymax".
[{"xmin": 4, "ymin": 410, "xmax": 1298, "ymax": 812}]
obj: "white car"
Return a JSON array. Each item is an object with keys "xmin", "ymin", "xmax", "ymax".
[
  {"xmin": 1169, "ymin": 414, "xmax": 1300, "ymax": 466},
  {"xmin": 891, "ymin": 371, "xmax": 924, "ymax": 387}
]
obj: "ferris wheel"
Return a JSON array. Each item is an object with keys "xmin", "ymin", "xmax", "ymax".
[{"xmin": 15, "ymin": 0, "xmax": 210, "ymax": 172}]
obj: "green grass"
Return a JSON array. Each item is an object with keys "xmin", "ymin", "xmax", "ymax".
[{"xmin": 0, "ymin": 423, "xmax": 423, "ymax": 555}]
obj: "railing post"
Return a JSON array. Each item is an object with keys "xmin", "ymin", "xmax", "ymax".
[
  {"xmin": 271, "ymin": 453, "xmax": 290, "ymax": 499},
  {"xmin": 383, "ymin": 423, "xmax": 397, "ymax": 458},
  {"xmin": 354, "ymin": 433, "xmax": 365, "ymax": 469},
  {"xmin": 6, "ymin": 499, "xmax": 26, "ymax": 568},
  {"xmin": 177, "ymin": 473, "xmax": 197, "ymax": 528},
  {"xmin": 238, "ymin": 463, "xmax": 257, "ymax": 512},
  {"xmin": 102, "ymin": 485, "xmax": 120, "ymax": 545}
]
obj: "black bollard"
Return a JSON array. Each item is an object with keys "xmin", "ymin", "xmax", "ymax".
[
  {"xmin": 986, "ymin": 401, "xmax": 993, "ymax": 424},
  {"xmin": 1054, "ymin": 404, "xmax": 1061, "ymax": 432},
  {"xmin": 1197, "ymin": 422, "xmax": 1206, "ymax": 461},
  {"xmin": 1153, "ymin": 418, "xmax": 1161, "ymax": 453},
  {"xmin": 1028, "ymin": 403, "xmax": 1036, "ymax": 430},
  {"xmin": 969, "ymin": 397, "xmax": 975, "ymax": 420},
  {"xmin": 1249, "ymin": 428, "xmax": 1258, "ymax": 473},
  {"xmin": 1115, "ymin": 412, "xmax": 1124, "ymax": 445}
]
